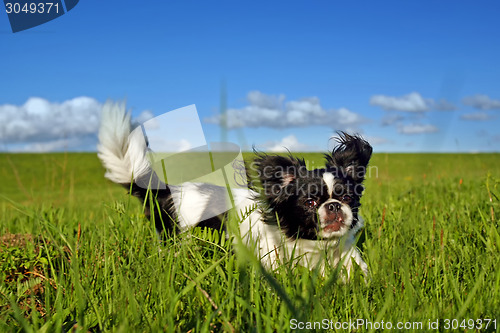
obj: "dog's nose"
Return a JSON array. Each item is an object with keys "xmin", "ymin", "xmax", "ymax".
[{"xmin": 328, "ymin": 202, "xmax": 341, "ymax": 212}]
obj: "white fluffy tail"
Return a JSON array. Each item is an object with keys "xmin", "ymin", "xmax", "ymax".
[{"xmin": 97, "ymin": 101, "xmax": 151, "ymax": 184}]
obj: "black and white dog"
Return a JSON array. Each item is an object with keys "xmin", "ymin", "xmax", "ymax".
[{"xmin": 97, "ymin": 102, "xmax": 372, "ymax": 278}]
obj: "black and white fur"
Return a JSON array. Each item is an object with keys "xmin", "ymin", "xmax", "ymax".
[{"xmin": 97, "ymin": 102, "xmax": 372, "ymax": 278}]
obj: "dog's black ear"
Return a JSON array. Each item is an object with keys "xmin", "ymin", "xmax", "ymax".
[
  {"xmin": 325, "ymin": 132, "xmax": 373, "ymax": 182},
  {"xmin": 252, "ymin": 153, "xmax": 305, "ymax": 202}
]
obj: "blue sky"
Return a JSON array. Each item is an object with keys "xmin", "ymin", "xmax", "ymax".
[{"xmin": 1, "ymin": 1, "xmax": 499, "ymax": 153}]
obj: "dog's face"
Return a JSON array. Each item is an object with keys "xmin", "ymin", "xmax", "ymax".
[{"xmin": 254, "ymin": 133, "xmax": 372, "ymax": 240}]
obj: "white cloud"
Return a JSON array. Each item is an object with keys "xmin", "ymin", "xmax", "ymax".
[
  {"xmin": 260, "ymin": 135, "xmax": 314, "ymax": 152},
  {"xmin": 205, "ymin": 91, "xmax": 367, "ymax": 130},
  {"xmin": 431, "ymin": 98, "xmax": 456, "ymax": 111},
  {"xmin": 370, "ymin": 92, "xmax": 456, "ymax": 112},
  {"xmin": 147, "ymin": 137, "xmax": 193, "ymax": 153},
  {"xmin": 381, "ymin": 114, "xmax": 405, "ymax": 126},
  {"xmin": 336, "ymin": 108, "xmax": 364, "ymax": 125},
  {"xmin": 134, "ymin": 110, "xmax": 155, "ymax": 125},
  {"xmin": 460, "ymin": 112, "xmax": 495, "ymax": 121},
  {"xmin": 462, "ymin": 94, "xmax": 500, "ymax": 110},
  {"xmin": 20, "ymin": 139, "xmax": 71, "ymax": 152},
  {"xmin": 398, "ymin": 123, "xmax": 439, "ymax": 135},
  {"xmin": 0, "ymin": 97, "xmax": 101, "ymax": 143},
  {"xmin": 10, "ymin": 137, "xmax": 96, "ymax": 153},
  {"xmin": 364, "ymin": 136, "xmax": 391, "ymax": 145},
  {"xmin": 370, "ymin": 92, "xmax": 430, "ymax": 112},
  {"xmin": 247, "ymin": 90, "xmax": 285, "ymax": 109},
  {"xmin": 0, "ymin": 97, "xmax": 153, "ymax": 152}
]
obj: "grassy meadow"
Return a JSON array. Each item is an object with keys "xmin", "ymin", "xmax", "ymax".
[{"xmin": 0, "ymin": 152, "xmax": 499, "ymax": 332}]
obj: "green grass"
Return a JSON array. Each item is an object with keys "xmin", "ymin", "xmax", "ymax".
[{"xmin": 1, "ymin": 153, "xmax": 499, "ymax": 332}]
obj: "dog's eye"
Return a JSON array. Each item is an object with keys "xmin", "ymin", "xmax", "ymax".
[
  {"xmin": 341, "ymin": 195, "xmax": 352, "ymax": 203},
  {"xmin": 305, "ymin": 199, "xmax": 317, "ymax": 208}
]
